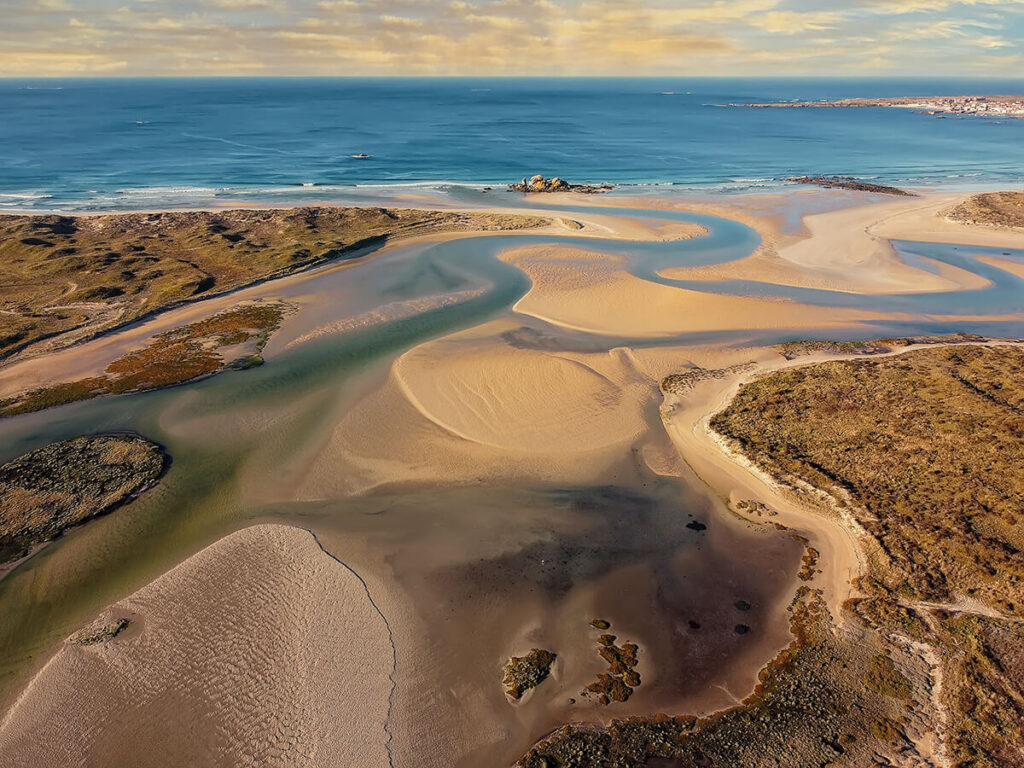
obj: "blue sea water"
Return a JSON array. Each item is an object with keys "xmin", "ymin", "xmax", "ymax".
[{"xmin": 1, "ymin": 77, "xmax": 1023, "ymax": 211}]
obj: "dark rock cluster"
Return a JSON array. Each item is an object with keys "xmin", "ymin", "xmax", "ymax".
[
  {"xmin": 509, "ymin": 175, "xmax": 613, "ymax": 194},
  {"xmin": 582, "ymin": 622, "xmax": 642, "ymax": 705},
  {"xmin": 503, "ymin": 648, "xmax": 558, "ymax": 699},
  {"xmin": 788, "ymin": 176, "xmax": 914, "ymax": 196}
]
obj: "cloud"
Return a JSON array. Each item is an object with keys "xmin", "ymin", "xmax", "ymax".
[
  {"xmin": 0, "ymin": 0, "xmax": 1020, "ymax": 75},
  {"xmin": 865, "ymin": 0, "xmax": 1023, "ymax": 14},
  {"xmin": 0, "ymin": 51, "xmax": 128, "ymax": 74}
]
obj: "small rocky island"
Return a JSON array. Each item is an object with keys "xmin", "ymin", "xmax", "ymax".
[
  {"xmin": 0, "ymin": 434, "xmax": 167, "ymax": 563},
  {"xmin": 510, "ymin": 175, "xmax": 613, "ymax": 194},
  {"xmin": 582, "ymin": 621, "xmax": 642, "ymax": 705},
  {"xmin": 503, "ymin": 648, "xmax": 557, "ymax": 700}
]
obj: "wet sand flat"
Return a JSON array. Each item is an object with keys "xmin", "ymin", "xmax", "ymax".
[
  {"xmin": 3, "ymin": 188, "xmax": 1024, "ymax": 767},
  {"xmin": 0, "ymin": 524, "xmax": 394, "ymax": 768}
]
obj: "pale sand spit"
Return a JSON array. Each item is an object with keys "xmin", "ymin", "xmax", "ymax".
[
  {"xmin": 870, "ymin": 192, "xmax": 1024, "ymax": 249},
  {"xmin": 659, "ymin": 346, "xmax": 869, "ymax": 619},
  {"xmin": 0, "ymin": 524, "xmax": 394, "ymax": 768},
  {"xmin": 975, "ymin": 253, "xmax": 1024, "ymax": 280},
  {"xmin": 660, "ymin": 193, "xmax": 993, "ymax": 295},
  {"xmin": 500, "ymin": 244, "xmax": 892, "ymax": 338},
  {"xmin": 284, "ymin": 287, "xmax": 487, "ymax": 349}
]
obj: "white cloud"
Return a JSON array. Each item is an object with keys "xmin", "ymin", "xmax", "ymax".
[{"xmin": 0, "ymin": 0, "xmax": 1020, "ymax": 75}]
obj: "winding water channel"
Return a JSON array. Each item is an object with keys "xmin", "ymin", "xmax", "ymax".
[{"xmin": 2, "ymin": 201, "xmax": 1022, "ymax": 766}]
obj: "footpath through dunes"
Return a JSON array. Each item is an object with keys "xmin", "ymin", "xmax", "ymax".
[{"xmin": 0, "ymin": 524, "xmax": 394, "ymax": 768}]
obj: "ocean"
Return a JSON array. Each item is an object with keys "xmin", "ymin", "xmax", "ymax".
[{"xmin": 1, "ymin": 76, "xmax": 1023, "ymax": 211}]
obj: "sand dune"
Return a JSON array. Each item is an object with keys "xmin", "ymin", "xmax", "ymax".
[
  {"xmin": 0, "ymin": 525, "xmax": 393, "ymax": 768},
  {"xmin": 500, "ymin": 244, "xmax": 890, "ymax": 338},
  {"xmin": 660, "ymin": 194, "xmax": 993, "ymax": 295},
  {"xmin": 284, "ymin": 288, "xmax": 487, "ymax": 349},
  {"xmin": 393, "ymin": 327, "xmax": 648, "ymax": 452},
  {"xmin": 294, "ymin": 319, "xmax": 665, "ymax": 498},
  {"xmin": 6, "ymin": 190, "xmax": 1024, "ymax": 768},
  {"xmin": 659, "ymin": 240, "xmax": 989, "ymax": 295},
  {"xmin": 871, "ymin": 192, "xmax": 1024, "ymax": 249}
]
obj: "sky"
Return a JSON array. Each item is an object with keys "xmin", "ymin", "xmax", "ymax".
[{"xmin": 1, "ymin": 0, "xmax": 1023, "ymax": 77}]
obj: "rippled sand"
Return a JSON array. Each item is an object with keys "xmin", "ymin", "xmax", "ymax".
[
  {"xmin": 4, "ymin": 188, "xmax": 1024, "ymax": 768},
  {"xmin": 0, "ymin": 525, "xmax": 394, "ymax": 768}
]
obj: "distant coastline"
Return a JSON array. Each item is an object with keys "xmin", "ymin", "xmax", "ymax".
[
  {"xmin": 738, "ymin": 94, "xmax": 1024, "ymax": 119},
  {"xmin": 3, "ymin": 78, "xmax": 1024, "ymax": 213}
]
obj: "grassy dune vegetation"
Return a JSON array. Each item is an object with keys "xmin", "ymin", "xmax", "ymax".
[
  {"xmin": 519, "ymin": 344, "xmax": 1024, "ymax": 767},
  {"xmin": 712, "ymin": 344, "xmax": 1024, "ymax": 766},
  {"xmin": 0, "ymin": 434, "xmax": 166, "ymax": 563},
  {"xmin": 0, "ymin": 302, "xmax": 289, "ymax": 417},
  {"xmin": 948, "ymin": 191, "xmax": 1024, "ymax": 229},
  {"xmin": 0, "ymin": 207, "xmax": 546, "ymax": 361}
]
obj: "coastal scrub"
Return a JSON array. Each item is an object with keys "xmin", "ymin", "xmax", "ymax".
[
  {"xmin": 0, "ymin": 434, "xmax": 166, "ymax": 563},
  {"xmin": 0, "ymin": 302, "xmax": 290, "ymax": 417}
]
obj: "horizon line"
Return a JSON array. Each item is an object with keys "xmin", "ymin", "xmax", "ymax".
[{"xmin": 4, "ymin": 74, "xmax": 1024, "ymax": 80}]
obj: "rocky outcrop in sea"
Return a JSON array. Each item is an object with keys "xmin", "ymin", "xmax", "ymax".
[{"xmin": 509, "ymin": 175, "xmax": 613, "ymax": 194}]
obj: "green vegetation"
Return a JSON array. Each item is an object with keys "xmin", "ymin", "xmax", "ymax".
[
  {"xmin": 797, "ymin": 546, "xmax": 820, "ymax": 582},
  {"xmin": 711, "ymin": 344, "xmax": 1024, "ymax": 765},
  {"xmin": 503, "ymin": 649, "xmax": 557, "ymax": 700},
  {"xmin": 712, "ymin": 345, "xmax": 1024, "ymax": 612},
  {"xmin": 774, "ymin": 332, "xmax": 985, "ymax": 360},
  {"xmin": 0, "ymin": 207, "xmax": 546, "ymax": 361},
  {"xmin": 869, "ymin": 717, "xmax": 907, "ymax": 744},
  {"xmin": 0, "ymin": 435, "xmax": 166, "ymax": 563},
  {"xmin": 0, "ymin": 302, "xmax": 289, "ymax": 417},
  {"xmin": 660, "ymin": 362, "xmax": 754, "ymax": 394},
  {"xmin": 865, "ymin": 654, "xmax": 912, "ymax": 700}
]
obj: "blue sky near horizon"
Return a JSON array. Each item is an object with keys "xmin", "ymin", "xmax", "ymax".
[{"xmin": 1, "ymin": 0, "xmax": 1022, "ymax": 77}]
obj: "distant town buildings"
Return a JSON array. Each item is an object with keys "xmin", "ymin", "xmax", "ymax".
[{"xmin": 739, "ymin": 95, "xmax": 1024, "ymax": 119}]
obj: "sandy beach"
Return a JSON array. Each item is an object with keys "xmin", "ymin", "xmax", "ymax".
[
  {"xmin": 3, "ymin": 185, "xmax": 1024, "ymax": 767},
  {"xmin": 0, "ymin": 524, "xmax": 394, "ymax": 768}
]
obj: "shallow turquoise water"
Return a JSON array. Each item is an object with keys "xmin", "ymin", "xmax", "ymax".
[{"xmin": 0, "ymin": 199, "xmax": 1021, "ymax": 762}]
